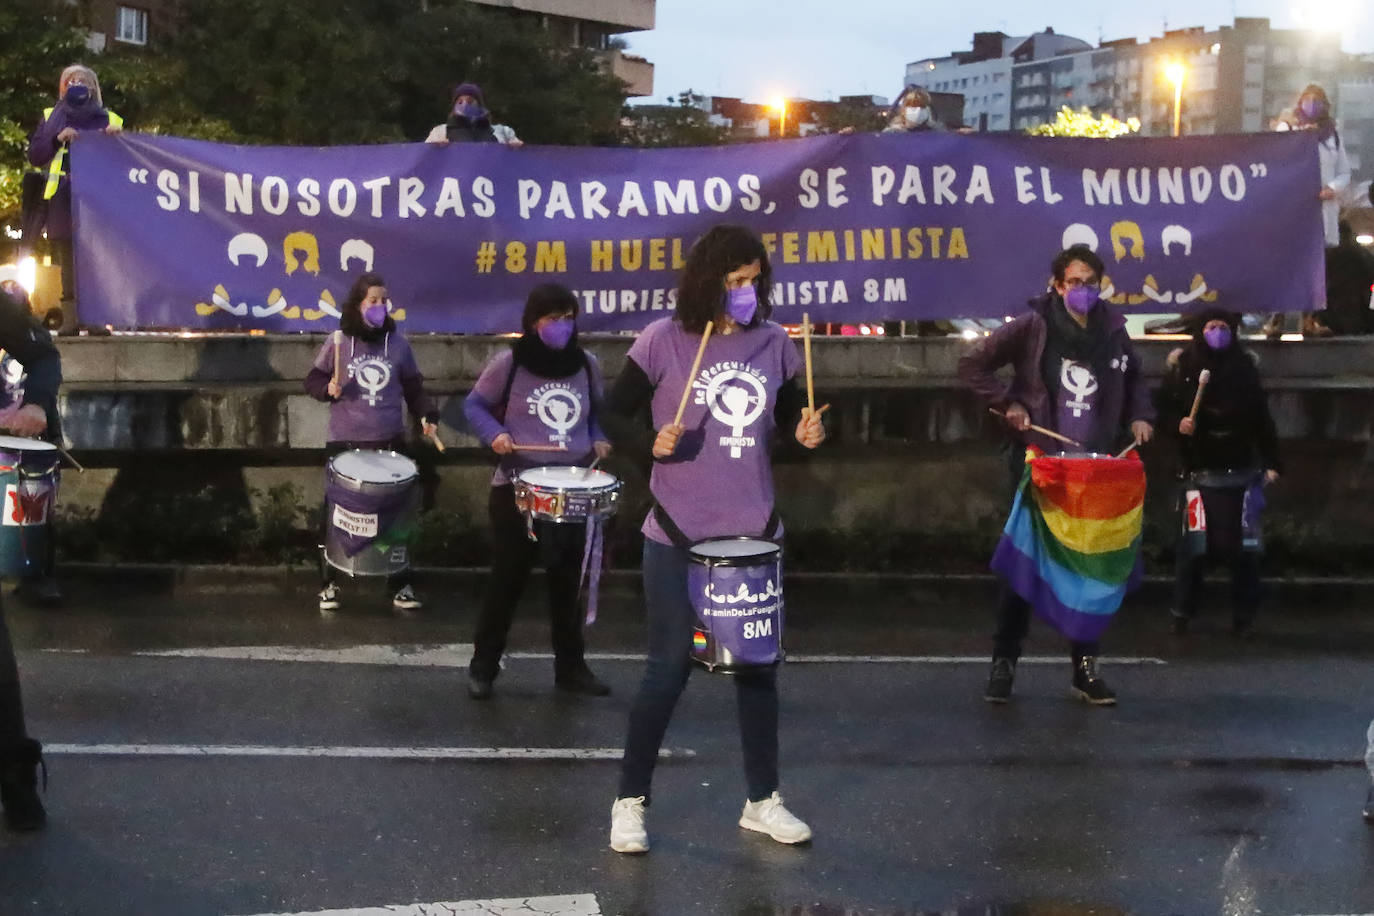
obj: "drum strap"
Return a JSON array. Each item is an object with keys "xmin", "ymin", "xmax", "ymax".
[{"xmin": 652, "ymin": 502, "xmax": 780, "ymax": 549}]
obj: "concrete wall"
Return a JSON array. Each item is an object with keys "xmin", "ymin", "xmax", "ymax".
[{"xmin": 49, "ymin": 334, "xmax": 1374, "ymax": 570}]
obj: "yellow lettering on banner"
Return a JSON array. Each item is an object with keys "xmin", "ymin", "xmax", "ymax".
[
  {"xmin": 620, "ymin": 240, "xmax": 643, "ymax": 272},
  {"xmin": 806, "ymin": 231, "xmax": 838, "ymax": 263},
  {"xmin": 906, "ymin": 228, "xmax": 925, "ymax": 259},
  {"xmin": 843, "ymin": 229, "xmax": 856, "ymax": 261},
  {"xmin": 782, "ymin": 232, "xmax": 800, "ymax": 265},
  {"xmin": 649, "ymin": 238, "xmax": 667, "ymax": 271},
  {"xmin": 672, "ymin": 238, "xmax": 686, "ymax": 270},
  {"xmin": 947, "ymin": 227, "xmax": 969, "ymax": 259},
  {"xmin": 861, "ymin": 229, "xmax": 884, "ymax": 261},
  {"xmin": 760, "ymin": 233, "xmax": 777, "ymax": 256},
  {"xmin": 591, "ymin": 240, "xmax": 613, "ymax": 272},
  {"xmin": 928, "ymin": 227, "xmax": 945, "ymax": 259},
  {"xmin": 534, "ymin": 241, "xmax": 567, "ymax": 273},
  {"xmin": 506, "ymin": 242, "xmax": 527, "ymax": 274}
]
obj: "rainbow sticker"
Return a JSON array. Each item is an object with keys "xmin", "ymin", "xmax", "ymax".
[{"xmin": 692, "ymin": 631, "xmax": 708, "ymax": 652}]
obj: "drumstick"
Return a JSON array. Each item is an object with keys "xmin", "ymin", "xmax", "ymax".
[
  {"xmin": 511, "ymin": 443, "xmax": 569, "ymax": 452},
  {"xmin": 673, "ymin": 320, "xmax": 714, "ymax": 428},
  {"xmin": 987, "ymin": 408, "xmax": 1082, "ymax": 449},
  {"xmin": 332, "ymin": 330, "xmax": 343, "ymax": 388},
  {"xmin": 1115, "ymin": 442, "xmax": 1138, "ymax": 459},
  {"xmin": 55, "ymin": 443, "xmax": 84, "ymax": 473},
  {"xmin": 802, "ymin": 312, "xmax": 815, "ymax": 414},
  {"xmin": 1187, "ymin": 369, "xmax": 1211, "ymax": 422},
  {"xmin": 426, "ymin": 428, "xmax": 446, "ymax": 453}
]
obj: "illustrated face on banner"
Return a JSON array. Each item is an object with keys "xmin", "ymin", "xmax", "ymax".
[
  {"xmin": 1060, "ymin": 221, "xmax": 1221, "ymax": 307},
  {"xmin": 527, "ymin": 382, "xmax": 582, "ymax": 443},
  {"xmin": 697, "ymin": 364, "xmax": 768, "ymax": 458}
]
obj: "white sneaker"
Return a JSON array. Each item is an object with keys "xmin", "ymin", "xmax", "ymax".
[
  {"xmin": 609, "ymin": 796, "xmax": 649, "ymax": 854},
  {"xmin": 739, "ymin": 792, "xmax": 812, "ymax": 844},
  {"xmin": 318, "ymin": 583, "xmax": 340, "ymax": 612},
  {"xmin": 392, "ymin": 585, "xmax": 422, "ymax": 611}
]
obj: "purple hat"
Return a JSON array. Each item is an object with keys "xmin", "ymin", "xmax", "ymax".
[{"xmin": 453, "ymin": 82, "xmax": 485, "ymax": 106}]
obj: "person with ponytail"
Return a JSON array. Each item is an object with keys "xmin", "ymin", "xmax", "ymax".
[{"xmin": 462, "ymin": 283, "xmax": 611, "ymax": 700}]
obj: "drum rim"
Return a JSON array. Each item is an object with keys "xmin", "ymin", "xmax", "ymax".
[
  {"xmin": 687, "ymin": 536, "xmax": 781, "ymax": 567},
  {"xmin": 328, "ymin": 448, "xmax": 418, "ymax": 486},
  {"xmin": 0, "ymin": 436, "xmax": 58, "ymax": 452},
  {"xmin": 515, "ymin": 465, "xmax": 622, "ymax": 494}
]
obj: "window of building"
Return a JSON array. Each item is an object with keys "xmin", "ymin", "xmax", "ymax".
[{"xmin": 116, "ymin": 6, "xmax": 148, "ymax": 45}]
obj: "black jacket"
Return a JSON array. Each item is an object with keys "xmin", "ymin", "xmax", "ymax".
[
  {"xmin": 1155, "ymin": 337, "xmax": 1280, "ymax": 475},
  {"xmin": 0, "ymin": 290, "xmax": 62, "ymax": 437}
]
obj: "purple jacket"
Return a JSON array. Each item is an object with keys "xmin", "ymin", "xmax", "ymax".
[
  {"xmin": 957, "ymin": 293, "xmax": 1153, "ymax": 453},
  {"xmin": 27, "ymin": 102, "xmax": 115, "ymax": 241}
]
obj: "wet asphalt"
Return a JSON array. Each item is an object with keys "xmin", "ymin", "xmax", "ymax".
[{"xmin": 0, "ymin": 569, "xmax": 1371, "ymax": 916}]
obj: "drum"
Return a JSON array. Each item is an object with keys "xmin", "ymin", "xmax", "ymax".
[
  {"xmin": 0, "ymin": 435, "xmax": 60, "ymax": 577},
  {"xmin": 688, "ymin": 538, "xmax": 784, "ymax": 673},
  {"xmin": 323, "ymin": 449, "xmax": 419, "ymax": 577},
  {"xmin": 513, "ymin": 466, "xmax": 621, "ymax": 524}
]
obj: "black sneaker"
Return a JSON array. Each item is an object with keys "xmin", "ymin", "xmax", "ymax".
[
  {"xmin": 467, "ymin": 674, "xmax": 494, "ymax": 700},
  {"xmin": 0, "ymin": 738, "xmax": 47, "ymax": 831},
  {"xmin": 555, "ymin": 668, "xmax": 611, "ymax": 697},
  {"xmin": 984, "ymin": 658, "xmax": 1015, "ymax": 704},
  {"xmin": 1071, "ymin": 656, "xmax": 1117, "ymax": 706}
]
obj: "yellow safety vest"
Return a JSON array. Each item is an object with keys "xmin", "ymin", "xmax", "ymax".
[{"xmin": 41, "ymin": 107, "xmax": 123, "ymax": 200}]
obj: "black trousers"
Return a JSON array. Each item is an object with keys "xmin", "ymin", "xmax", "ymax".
[
  {"xmin": 318, "ymin": 438, "xmax": 412, "ymax": 592},
  {"xmin": 469, "ymin": 484, "xmax": 588, "ymax": 681},
  {"xmin": 991, "ymin": 444, "xmax": 1100, "ymax": 664},
  {"xmin": 0, "ymin": 599, "xmax": 29, "ymax": 747},
  {"xmin": 1173, "ymin": 549, "xmax": 1261, "ymax": 626}
]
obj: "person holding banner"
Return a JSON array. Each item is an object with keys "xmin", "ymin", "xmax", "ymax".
[
  {"xmin": 462, "ymin": 283, "xmax": 612, "ymax": 700},
  {"xmin": 24, "ymin": 65, "xmax": 124, "ymax": 331},
  {"xmin": 883, "ymin": 86, "xmax": 943, "ymax": 134},
  {"xmin": 1156, "ymin": 308, "xmax": 1281, "ymax": 638},
  {"xmin": 604, "ymin": 224, "xmax": 825, "ymax": 855},
  {"xmin": 424, "ymin": 82, "xmax": 522, "ymax": 147},
  {"xmin": 958, "ymin": 245, "xmax": 1153, "ymax": 706},
  {"xmin": 304, "ymin": 272, "xmax": 438, "ymax": 613}
]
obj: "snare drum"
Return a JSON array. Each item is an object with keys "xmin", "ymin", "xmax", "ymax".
[
  {"xmin": 688, "ymin": 538, "xmax": 784, "ymax": 673},
  {"xmin": 323, "ymin": 449, "xmax": 419, "ymax": 577},
  {"xmin": 513, "ymin": 466, "xmax": 621, "ymax": 524},
  {"xmin": 0, "ymin": 435, "xmax": 59, "ymax": 577}
]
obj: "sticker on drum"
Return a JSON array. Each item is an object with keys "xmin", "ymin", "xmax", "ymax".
[{"xmin": 688, "ymin": 537, "xmax": 784, "ymax": 673}]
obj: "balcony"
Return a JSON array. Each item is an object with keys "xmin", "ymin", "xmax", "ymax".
[
  {"xmin": 469, "ymin": 0, "xmax": 654, "ymax": 31},
  {"xmin": 603, "ymin": 49, "xmax": 654, "ymax": 97}
]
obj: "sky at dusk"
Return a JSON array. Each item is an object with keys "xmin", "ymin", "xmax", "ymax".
[{"xmin": 624, "ymin": 0, "xmax": 1373, "ymax": 105}]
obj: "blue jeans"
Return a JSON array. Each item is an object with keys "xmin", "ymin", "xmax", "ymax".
[{"xmin": 618, "ymin": 539, "xmax": 779, "ymax": 803}]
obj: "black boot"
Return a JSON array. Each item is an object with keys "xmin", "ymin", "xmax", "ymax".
[
  {"xmin": 0, "ymin": 738, "xmax": 47, "ymax": 831},
  {"xmin": 984, "ymin": 657, "xmax": 1016, "ymax": 704},
  {"xmin": 1071, "ymin": 656, "xmax": 1117, "ymax": 706}
]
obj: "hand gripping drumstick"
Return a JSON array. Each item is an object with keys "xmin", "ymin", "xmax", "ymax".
[
  {"xmin": 802, "ymin": 312, "xmax": 815, "ymax": 415},
  {"xmin": 673, "ymin": 320, "xmax": 714, "ymax": 428},
  {"xmin": 1187, "ymin": 369, "xmax": 1211, "ymax": 423},
  {"xmin": 426, "ymin": 428, "xmax": 446, "ymax": 453},
  {"xmin": 987, "ymin": 408, "xmax": 1082, "ymax": 449}
]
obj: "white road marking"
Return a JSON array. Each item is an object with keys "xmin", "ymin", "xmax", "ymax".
[
  {"xmin": 120, "ymin": 644, "xmax": 1166, "ymax": 666},
  {"xmin": 237, "ymin": 893, "xmax": 601, "ymax": 916},
  {"xmin": 43, "ymin": 744, "xmax": 691, "ymax": 761}
]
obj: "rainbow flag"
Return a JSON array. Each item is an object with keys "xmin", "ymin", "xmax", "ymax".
[{"xmin": 991, "ymin": 449, "xmax": 1146, "ymax": 642}]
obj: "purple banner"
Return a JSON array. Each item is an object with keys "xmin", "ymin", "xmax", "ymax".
[{"xmin": 71, "ymin": 130, "xmax": 1324, "ymax": 332}]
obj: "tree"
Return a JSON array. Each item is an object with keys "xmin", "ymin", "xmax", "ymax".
[
  {"xmin": 0, "ymin": 0, "xmax": 86, "ymax": 229},
  {"xmin": 812, "ymin": 99, "xmax": 888, "ymax": 136},
  {"xmin": 1026, "ymin": 106, "xmax": 1140, "ymax": 138},
  {"xmin": 619, "ymin": 91, "xmax": 729, "ymax": 148}
]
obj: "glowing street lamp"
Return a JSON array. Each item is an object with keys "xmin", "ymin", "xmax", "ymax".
[
  {"xmin": 770, "ymin": 97, "xmax": 787, "ymax": 138},
  {"xmin": 1164, "ymin": 61, "xmax": 1186, "ymax": 137}
]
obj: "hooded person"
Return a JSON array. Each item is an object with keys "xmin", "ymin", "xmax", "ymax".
[
  {"xmin": 1155, "ymin": 307, "xmax": 1282, "ymax": 636},
  {"xmin": 24, "ymin": 65, "xmax": 124, "ymax": 330},
  {"xmin": 424, "ymin": 82, "xmax": 522, "ymax": 147},
  {"xmin": 461, "ymin": 283, "xmax": 612, "ymax": 700}
]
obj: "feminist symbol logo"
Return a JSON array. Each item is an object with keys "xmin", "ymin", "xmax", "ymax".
[
  {"xmin": 352, "ymin": 357, "xmax": 392, "ymax": 407},
  {"xmin": 533, "ymin": 389, "xmax": 582, "ymax": 442},
  {"xmin": 1060, "ymin": 360, "xmax": 1098, "ymax": 418},
  {"xmin": 703, "ymin": 369, "xmax": 767, "ymax": 458}
]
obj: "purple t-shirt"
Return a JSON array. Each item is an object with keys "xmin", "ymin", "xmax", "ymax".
[
  {"xmin": 464, "ymin": 349, "xmax": 607, "ymax": 486},
  {"xmin": 311, "ymin": 331, "xmax": 421, "ymax": 443},
  {"xmin": 1053, "ymin": 357, "xmax": 1102, "ymax": 451},
  {"xmin": 628, "ymin": 318, "xmax": 803, "ymax": 546}
]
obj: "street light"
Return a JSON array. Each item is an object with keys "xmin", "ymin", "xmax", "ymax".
[
  {"xmin": 770, "ymin": 97, "xmax": 787, "ymax": 138},
  {"xmin": 1164, "ymin": 61, "xmax": 1186, "ymax": 137}
]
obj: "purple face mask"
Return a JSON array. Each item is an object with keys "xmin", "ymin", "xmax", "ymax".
[
  {"xmin": 1203, "ymin": 325, "xmax": 1232, "ymax": 350},
  {"xmin": 537, "ymin": 317, "xmax": 575, "ymax": 350},
  {"xmin": 726, "ymin": 285, "xmax": 758, "ymax": 325},
  {"xmin": 361, "ymin": 303, "xmax": 388, "ymax": 328},
  {"xmin": 1063, "ymin": 285, "xmax": 1098, "ymax": 315},
  {"xmin": 1298, "ymin": 97, "xmax": 1327, "ymax": 121}
]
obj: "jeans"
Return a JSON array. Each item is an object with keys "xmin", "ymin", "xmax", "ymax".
[
  {"xmin": 470, "ymin": 485, "xmax": 588, "ymax": 681},
  {"xmin": 0, "ymin": 599, "xmax": 28, "ymax": 747},
  {"xmin": 618, "ymin": 539, "xmax": 779, "ymax": 803},
  {"xmin": 1173, "ymin": 550, "xmax": 1261, "ymax": 626}
]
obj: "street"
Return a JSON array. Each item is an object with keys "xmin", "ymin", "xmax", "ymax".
[{"xmin": 0, "ymin": 570, "xmax": 1371, "ymax": 915}]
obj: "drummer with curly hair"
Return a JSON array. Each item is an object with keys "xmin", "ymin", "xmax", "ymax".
[
  {"xmin": 462, "ymin": 283, "xmax": 613, "ymax": 701},
  {"xmin": 958, "ymin": 244, "xmax": 1154, "ymax": 706},
  {"xmin": 603, "ymin": 224, "xmax": 826, "ymax": 855}
]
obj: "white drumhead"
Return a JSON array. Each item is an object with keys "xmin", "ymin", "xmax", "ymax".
[
  {"xmin": 331, "ymin": 449, "xmax": 417, "ymax": 483},
  {"xmin": 690, "ymin": 538, "xmax": 779, "ymax": 559},
  {"xmin": 519, "ymin": 466, "xmax": 618, "ymax": 489},
  {"xmin": 0, "ymin": 435, "xmax": 56, "ymax": 452}
]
